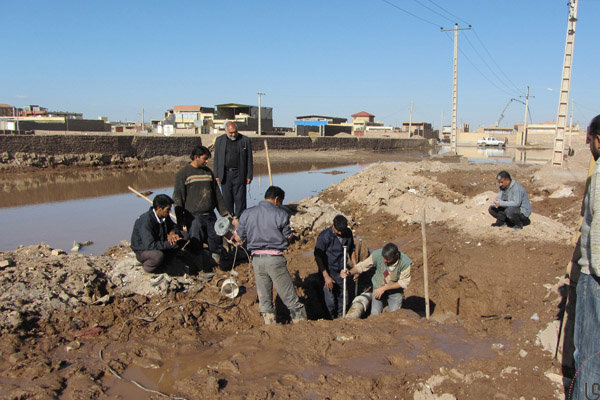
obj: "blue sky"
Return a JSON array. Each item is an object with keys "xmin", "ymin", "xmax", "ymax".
[{"xmin": 3, "ymin": 0, "xmax": 599, "ymax": 129}]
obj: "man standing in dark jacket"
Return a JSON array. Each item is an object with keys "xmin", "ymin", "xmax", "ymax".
[
  {"xmin": 130, "ymin": 194, "xmax": 187, "ymax": 273},
  {"xmin": 213, "ymin": 122, "xmax": 253, "ymax": 217},
  {"xmin": 173, "ymin": 145, "xmax": 231, "ymax": 263}
]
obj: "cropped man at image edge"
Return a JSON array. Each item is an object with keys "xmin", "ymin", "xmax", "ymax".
[{"xmin": 571, "ymin": 114, "xmax": 600, "ymax": 400}]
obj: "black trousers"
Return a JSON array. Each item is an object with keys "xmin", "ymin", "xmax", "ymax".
[
  {"xmin": 189, "ymin": 213, "xmax": 222, "ymax": 255},
  {"xmin": 221, "ymin": 169, "xmax": 247, "ymax": 217},
  {"xmin": 489, "ymin": 205, "xmax": 530, "ymax": 227}
]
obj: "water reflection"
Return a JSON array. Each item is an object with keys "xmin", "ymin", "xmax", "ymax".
[
  {"xmin": 439, "ymin": 145, "xmax": 552, "ymax": 165},
  {"xmin": 0, "ymin": 165, "xmax": 363, "ymax": 254}
]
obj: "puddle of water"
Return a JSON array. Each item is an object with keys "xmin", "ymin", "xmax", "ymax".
[
  {"xmin": 438, "ymin": 145, "xmax": 552, "ymax": 165},
  {"xmin": 0, "ymin": 165, "xmax": 363, "ymax": 254}
]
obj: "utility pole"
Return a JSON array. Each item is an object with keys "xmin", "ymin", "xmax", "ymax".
[
  {"xmin": 568, "ymin": 99, "xmax": 574, "ymax": 151},
  {"xmin": 440, "ymin": 110, "xmax": 444, "ymax": 142},
  {"xmin": 552, "ymin": 0, "xmax": 579, "ymax": 166},
  {"xmin": 521, "ymin": 86, "xmax": 533, "ymax": 146},
  {"xmin": 257, "ymin": 92, "xmax": 265, "ymax": 135},
  {"xmin": 441, "ymin": 23, "xmax": 471, "ymax": 153},
  {"xmin": 408, "ymin": 102, "xmax": 414, "ymax": 137}
]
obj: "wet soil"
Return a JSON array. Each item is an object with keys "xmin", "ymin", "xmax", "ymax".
[{"xmin": 0, "ymin": 145, "xmax": 590, "ymax": 399}]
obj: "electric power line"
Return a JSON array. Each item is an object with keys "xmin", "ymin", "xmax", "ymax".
[
  {"xmin": 425, "ymin": 0, "xmax": 471, "ymax": 26},
  {"xmin": 409, "ymin": 0, "xmax": 455, "ymax": 24},
  {"xmin": 462, "ymin": 32, "xmax": 522, "ymax": 97},
  {"xmin": 442, "ymin": 32, "xmax": 518, "ymax": 98},
  {"xmin": 471, "ymin": 28, "xmax": 523, "ymax": 94},
  {"xmin": 379, "ymin": 0, "xmax": 441, "ymax": 27}
]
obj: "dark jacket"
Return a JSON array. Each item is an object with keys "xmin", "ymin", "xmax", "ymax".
[
  {"xmin": 131, "ymin": 208, "xmax": 179, "ymax": 251},
  {"xmin": 213, "ymin": 134, "xmax": 253, "ymax": 184},
  {"xmin": 314, "ymin": 226, "xmax": 355, "ymax": 278},
  {"xmin": 172, "ymin": 164, "xmax": 230, "ymax": 222}
]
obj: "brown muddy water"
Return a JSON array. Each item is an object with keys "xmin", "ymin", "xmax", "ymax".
[{"xmin": 0, "ymin": 147, "xmax": 551, "ymax": 255}]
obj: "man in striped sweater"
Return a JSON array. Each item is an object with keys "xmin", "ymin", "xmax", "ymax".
[{"xmin": 173, "ymin": 145, "xmax": 232, "ymax": 264}]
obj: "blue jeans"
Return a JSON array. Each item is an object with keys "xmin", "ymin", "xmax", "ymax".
[
  {"xmin": 371, "ymin": 288, "xmax": 404, "ymax": 316},
  {"xmin": 322, "ymin": 274, "xmax": 354, "ymax": 319},
  {"xmin": 252, "ymin": 254, "xmax": 304, "ymax": 315},
  {"xmin": 571, "ymin": 272, "xmax": 600, "ymax": 400}
]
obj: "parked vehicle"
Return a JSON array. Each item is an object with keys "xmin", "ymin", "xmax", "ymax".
[{"xmin": 477, "ymin": 137, "xmax": 506, "ymax": 147}]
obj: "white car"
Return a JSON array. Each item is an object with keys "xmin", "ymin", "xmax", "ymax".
[{"xmin": 477, "ymin": 137, "xmax": 505, "ymax": 147}]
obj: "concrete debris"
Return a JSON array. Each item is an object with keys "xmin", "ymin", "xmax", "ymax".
[
  {"xmin": 535, "ymin": 320, "xmax": 561, "ymax": 355},
  {"xmin": 548, "ymin": 186, "xmax": 574, "ymax": 199},
  {"xmin": 530, "ymin": 313, "xmax": 539, "ymax": 321}
]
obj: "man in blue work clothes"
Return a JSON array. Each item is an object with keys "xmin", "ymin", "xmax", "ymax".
[
  {"xmin": 314, "ymin": 215, "xmax": 357, "ymax": 319},
  {"xmin": 234, "ymin": 186, "xmax": 307, "ymax": 325},
  {"xmin": 488, "ymin": 170, "xmax": 531, "ymax": 231}
]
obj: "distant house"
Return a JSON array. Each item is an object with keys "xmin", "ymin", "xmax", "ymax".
[
  {"xmin": 294, "ymin": 115, "xmax": 351, "ymax": 136},
  {"xmin": 0, "ymin": 104, "xmax": 14, "ymax": 117},
  {"xmin": 215, "ymin": 103, "xmax": 273, "ymax": 134}
]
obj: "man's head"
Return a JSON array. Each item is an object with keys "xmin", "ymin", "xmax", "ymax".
[
  {"xmin": 190, "ymin": 145, "xmax": 211, "ymax": 167},
  {"xmin": 496, "ymin": 170, "xmax": 512, "ymax": 190},
  {"xmin": 152, "ymin": 194, "xmax": 174, "ymax": 219},
  {"xmin": 225, "ymin": 122, "xmax": 239, "ymax": 140},
  {"xmin": 382, "ymin": 243, "xmax": 400, "ymax": 266},
  {"xmin": 264, "ymin": 186, "xmax": 285, "ymax": 206},
  {"xmin": 587, "ymin": 114, "xmax": 600, "ymax": 161},
  {"xmin": 332, "ymin": 214, "xmax": 348, "ymax": 235}
]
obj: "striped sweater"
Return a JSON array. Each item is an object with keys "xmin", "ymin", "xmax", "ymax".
[{"xmin": 172, "ymin": 164, "xmax": 230, "ymax": 219}]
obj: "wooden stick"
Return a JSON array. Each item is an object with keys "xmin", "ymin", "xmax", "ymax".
[
  {"xmin": 421, "ymin": 207, "xmax": 430, "ymax": 320},
  {"xmin": 264, "ymin": 139, "xmax": 273, "ymax": 186},
  {"xmin": 127, "ymin": 186, "xmax": 176, "ymax": 220}
]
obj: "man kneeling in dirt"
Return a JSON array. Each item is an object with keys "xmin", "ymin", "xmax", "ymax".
[
  {"xmin": 488, "ymin": 170, "xmax": 531, "ymax": 231},
  {"xmin": 130, "ymin": 194, "xmax": 189, "ymax": 273},
  {"xmin": 314, "ymin": 215, "xmax": 357, "ymax": 319},
  {"xmin": 341, "ymin": 243, "xmax": 411, "ymax": 315},
  {"xmin": 233, "ymin": 186, "xmax": 307, "ymax": 325}
]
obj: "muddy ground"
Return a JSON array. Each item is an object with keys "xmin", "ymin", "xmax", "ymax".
[{"xmin": 0, "ymin": 142, "xmax": 591, "ymax": 400}]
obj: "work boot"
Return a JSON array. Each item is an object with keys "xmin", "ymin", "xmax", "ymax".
[
  {"xmin": 491, "ymin": 220, "xmax": 506, "ymax": 227},
  {"xmin": 290, "ymin": 307, "xmax": 307, "ymax": 324},
  {"xmin": 262, "ymin": 312, "xmax": 276, "ymax": 325}
]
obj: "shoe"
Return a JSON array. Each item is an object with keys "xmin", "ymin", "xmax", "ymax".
[
  {"xmin": 291, "ymin": 307, "xmax": 307, "ymax": 323},
  {"xmin": 512, "ymin": 225, "xmax": 523, "ymax": 231},
  {"xmin": 491, "ymin": 221, "xmax": 506, "ymax": 227},
  {"xmin": 262, "ymin": 312, "xmax": 276, "ymax": 325},
  {"xmin": 211, "ymin": 253, "xmax": 221, "ymax": 265}
]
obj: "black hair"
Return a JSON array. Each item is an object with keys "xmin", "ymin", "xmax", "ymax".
[
  {"xmin": 589, "ymin": 114, "xmax": 600, "ymax": 137},
  {"xmin": 264, "ymin": 186, "xmax": 285, "ymax": 201},
  {"xmin": 382, "ymin": 242, "xmax": 399, "ymax": 260},
  {"xmin": 496, "ymin": 170, "xmax": 511, "ymax": 181},
  {"xmin": 333, "ymin": 215, "xmax": 348, "ymax": 232},
  {"xmin": 190, "ymin": 145, "xmax": 211, "ymax": 160},
  {"xmin": 153, "ymin": 194, "xmax": 174, "ymax": 209}
]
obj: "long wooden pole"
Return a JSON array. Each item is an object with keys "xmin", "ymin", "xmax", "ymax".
[
  {"xmin": 421, "ymin": 207, "xmax": 430, "ymax": 319},
  {"xmin": 128, "ymin": 186, "xmax": 176, "ymax": 220},
  {"xmin": 264, "ymin": 139, "xmax": 273, "ymax": 186}
]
